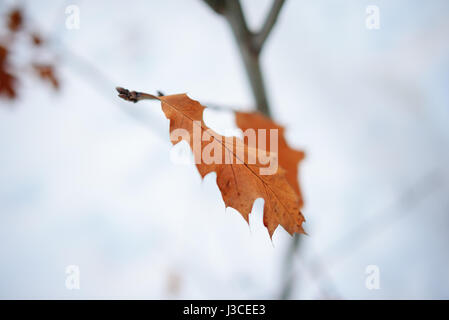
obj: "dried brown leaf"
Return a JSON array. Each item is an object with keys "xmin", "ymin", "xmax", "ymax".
[
  {"xmin": 158, "ymin": 94, "xmax": 305, "ymax": 237},
  {"xmin": 236, "ymin": 111, "xmax": 305, "ymax": 207}
]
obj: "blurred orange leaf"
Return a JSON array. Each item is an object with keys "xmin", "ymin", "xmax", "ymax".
[
  {"xmin": 8, "ymin": 8, "xmax": 23, "ymax": 32},
  {"xmin": 31, "ymin": 33, "xmax": 43, "ymax": 46},
  {"xmin": 0, "ymin": 70, "xmax": 17, "ymax": 100},
  {"xmin": 33, "ymin": 64, "xmax": 60, "ymax": 90},
  {"xmin": 0, "ymin": 45, "xmax": 17, "ymax": 100},
  {"xmin": 0, "ymin": 7, "xmax": 60, "ymax": 102}
]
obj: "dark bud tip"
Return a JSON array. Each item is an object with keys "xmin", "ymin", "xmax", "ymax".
[
  {"xmin": 116, "ymin": 87, "xmax": 129, "ymax": 95},
  {"xmin": 116, "ymin": 86, "xmax": 140, "ymax": 103}
]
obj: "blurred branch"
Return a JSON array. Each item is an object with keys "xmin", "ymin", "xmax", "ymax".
[
  {"xmin": 224, "ymin": 0, "xmax": 271, "ymax": 116},
  {"xmin": 289, "ymin": 167, "xmax": 445, "ymax": 300},
  {"xmin": 202, "ymin": 0, "xmax": 283, "ymax": 116},
  {"xmin": 253, "ymin": 0, "xmax": 286, "ymax": 53},
  {"xmin": 280, "ymin": 234, "xmax": 301, "ymax": 299},
  {"xmin": 202, "ymin": 0, "xmax": 225, "ymax": 14},
  {"xmin": 282, "ymin": 168, "xmax": 444, "ymax": 299},
  {"xmin": 322, "ymin": 168, "xmax": 445, "ymax": 268},
  {"xmin": 56, "ymin": 45, "xmax": 168, "ymax": 140},
  {"xmin": 281, "ymin": 239, "xmax": 342, "ymax": 300},
  {"xmin": 18, "ymin": 2, "xmax": 168, "ymax": 139}
]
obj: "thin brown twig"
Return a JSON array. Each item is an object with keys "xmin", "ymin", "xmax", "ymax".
[
  {"xmin": 116, "ymin": 87, "xmax": 158, "ymax": 103},
  {"xmin": 117, "ymin": 88, "xmax": 245, "ymax": 113}
]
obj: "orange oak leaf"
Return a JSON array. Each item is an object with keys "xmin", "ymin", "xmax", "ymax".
[
  {"xmin": 236, "ymin": 111, "xmax": 305, "ymax": 207},
  {"xmin": 117, "ymin": 88, "xmax": 305, "ymax": 238}
]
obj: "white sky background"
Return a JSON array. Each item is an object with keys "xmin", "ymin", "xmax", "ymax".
[{"xmin": 0, "ymin": 0, "xmax": 448, "ymax": 299}]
